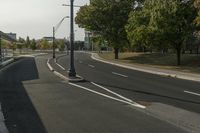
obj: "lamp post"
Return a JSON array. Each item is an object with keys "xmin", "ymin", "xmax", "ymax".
[
  {"xmin": 53, "ymin": 16, "xmax": 69, "ymax": 59},
  {"xmin": 53, "ymin": 27, "xmax": 56, "ymax": 58},
  {"xmin": 0, "ymin": 34, "xmax": 2, "ymax": 62},
  {"xmin": 68, "ymin": 0, "xmax": 76, "ymax": 77}
]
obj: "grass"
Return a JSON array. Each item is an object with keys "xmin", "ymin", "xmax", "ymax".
[{"xmin": 98, "ymin": 52, "xmax": 200, "ymax": 74}]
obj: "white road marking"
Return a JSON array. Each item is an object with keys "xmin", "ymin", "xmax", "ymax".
[
  {"xmin": 91, "ymin": 82, "xmax": 133, "ymax": 103},
  {"xmin": 47, "ymin": 59, "xmax": 54, "ymax": 71},
  {"xmin": 88, "ymin": 64, "xmax": 95, "ymax": 68},
  {"xmin": 79, "ymin": 61, "xmax": 83, "ymax": 64},
  {"xmin": 184, "ymin": 91, "xmax": 200, "ymax": 97},
  {"xmin": 54, "ymin": 71, "xmax": 69, "ymax": 81},
  {"xmin": 55, "ymin": 62, "xmax": 66, "ymax": 71},
  {"xmin": 112, "ymin": 72, "xmax": 128, "ymax": 78},
  {"xmin": 69, "ymin": 83, "xmax": 146, "ymax": 109}
]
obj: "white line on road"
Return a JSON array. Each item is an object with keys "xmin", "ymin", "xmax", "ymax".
[
  {"xmin": 69, "ymin": 82, "xmax": 146, "ymax": 109},
  {"xmin": 55, "ymin": 61, "xmax": 66, "ymax": 71},
  {"xmin": 47, "ymin": 59, "xmax": 54, "ymax": 71},
  {"xmin": 184, "ymin": 90, "xmax": 200, "ymax": 97},
  {"xmin": 91, "ymin": 82, "xmax": 133, "ymax": 103},
  {"xmin": 88, "ymin": 64, "xmax": 95, "ymax": 68},
  {"xmin": 112, "ymin": 72, "xmax": 128, "ymax": 78}
]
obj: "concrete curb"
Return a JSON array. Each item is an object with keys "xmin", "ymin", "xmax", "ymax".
[{"xmin": 91, "ymin": 53, "xmax": 200, "ymax": 82}]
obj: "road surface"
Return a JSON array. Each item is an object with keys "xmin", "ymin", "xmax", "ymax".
[{"xmin": 0, "ymin": 53, "xmax": 199, "ymax": 133}]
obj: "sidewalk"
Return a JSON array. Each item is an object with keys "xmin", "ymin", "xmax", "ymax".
[{"xmin": 91, "ymin": 53, "xmax": 200, "ymax": 82}]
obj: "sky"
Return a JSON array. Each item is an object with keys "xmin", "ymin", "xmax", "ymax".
[{"xmin": 0, "ymin": 0, "xmax": 89, "ymax": 41}]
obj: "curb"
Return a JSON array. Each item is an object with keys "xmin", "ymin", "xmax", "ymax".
[{"xmin": 91, "ymin": 53, "xmax": 200, "ymax": 82}]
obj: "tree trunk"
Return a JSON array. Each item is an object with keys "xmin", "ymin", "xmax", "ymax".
[
  {"xmin": 114, "ymin": 48, "xmax": 119, "ymax": 59},
  {"xmin": 176, "ymin": 47, "xmax": 181, "ymax": 66}
]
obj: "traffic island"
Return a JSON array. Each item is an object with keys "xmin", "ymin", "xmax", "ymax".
[{"xmin": 68, "ymin": 75, "xmax": 85, "ymax": 83}]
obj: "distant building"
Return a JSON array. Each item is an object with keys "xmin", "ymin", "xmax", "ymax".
[
  {"xmin": 6, "ymin": 33, "xmax": 17, "ymax": 40},
  {"xmin": 43, "ymin": 37, "xmax": 54, "ymax": 43}
]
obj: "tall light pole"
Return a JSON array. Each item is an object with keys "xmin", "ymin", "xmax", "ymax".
[
  {"xmin": 53, "ymin": 27, "xmax": 56, "ymax": 58},
  {"xmin": 53, "ymin": 16, "xmax": 69, "ymax": 59},
  {"xmin": 0, "ymin": 34, "xmax": 2, "ymax": 62},
  {"xmin": 68, "ymin": 0, "xmax": 76, "ymax": 77}
]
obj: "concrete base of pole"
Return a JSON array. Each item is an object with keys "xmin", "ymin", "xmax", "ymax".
[{"xmin": 68, "ymin": 75, "xmax": 84, "ymax": 83}]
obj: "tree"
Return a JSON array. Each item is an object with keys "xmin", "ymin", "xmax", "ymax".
[
  {"xmin": 38, "ymin": 39, "xmax": 50, "ymax": 49},
  {"xmin": 55, "ymin": 40, "xmax": 65, "ymax": 51},
  {"xmin": 30, "ymin": 39, "xmax": 37, "ymax": 50},
  {"xmin": 126, "ymin": 0, "xmax": 196, "ymax": 65},
  {"xmin": 194, "ymin": 0, "xmax": 200, "ymax": 25},
  {"xmin": 18, "ymin": 37, "xmax": 25, "ymax": 44},
  {"xmin": 25, "ymin": 36, "xmax": 31, "ymax": 48},
  {"xmin": 76, "ymin": 0, "xmax": 133, "ymax": 59}
]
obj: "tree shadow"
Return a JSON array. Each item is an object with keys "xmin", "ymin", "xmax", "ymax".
[{"xmin": 0, "ymin": 57, "xmax": 47, "ymax": 133}]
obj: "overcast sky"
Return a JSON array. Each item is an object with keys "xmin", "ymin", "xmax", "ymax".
[{"xmin": 0, "ymin": 0, "xmax": 89, "ymax": 40}]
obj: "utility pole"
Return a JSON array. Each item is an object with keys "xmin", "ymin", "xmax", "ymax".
[
  {"xmin": 53, "ymin": 27, "xmax": 55, "ymax": 59},
  {"xmin": 0, "ymin": 35, "xmax": 2, "ymax": 62},
  {"xmin": 52, "ymin": 16, "xmax": 69, "ymax": 59},
  {"xmin": 68, "ymin": 0, "xmax": 76, "ymax": 77}
]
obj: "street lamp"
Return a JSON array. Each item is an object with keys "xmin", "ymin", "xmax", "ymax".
[
  {"xmin": 68, "ymin": 0, "xmax": 76, "ymax": 77},
  {"xmin": 0, "ymin": 34, "xmax": 2, "ymax": 62},
  {"xmin": 53, "ymin": 16, "xmax": 69, "ymax": 59}
]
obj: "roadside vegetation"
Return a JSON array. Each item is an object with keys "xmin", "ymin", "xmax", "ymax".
[
  {"xmin": 99, "ymin": 52, "xmax": 200, "ymax": 73},
  {"xmin": 76, "ymin": 0, "xmax": 200, "ymax": 66}
]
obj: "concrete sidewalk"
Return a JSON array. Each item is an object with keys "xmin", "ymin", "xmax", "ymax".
[{"xmin": 91, "ymin": 53, "xmax": 200, "ymax": 82}]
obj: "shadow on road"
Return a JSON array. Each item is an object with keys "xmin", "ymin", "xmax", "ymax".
[{"xmin": 0, "ymin": 57, "xmax": 47, "ymax": 133}]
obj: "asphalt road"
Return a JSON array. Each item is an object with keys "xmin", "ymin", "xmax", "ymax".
[
  {"xmin": 0, "ymin": 53, "xmax": 198, "ymax": 133},
  {"xmin": 57, "ymin": 52, "xmax": 200, "ymax": 114}
]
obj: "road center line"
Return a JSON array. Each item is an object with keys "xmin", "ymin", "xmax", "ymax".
[
  {"xmin": 91, "ymin": 82, "xmax": 133, "ymax": 103},
  {"xmin": 112, "ymin": 72, "xmax": 128, "ymax": 78},
  {"xmin": 184, "ymin": 90, "xmax": 200, "ymax": 97},
  {"xmin": 88, "ymin": 64, "xmax": 95, "ymax": 68},
  {"xmin": 69, "ymin": 82, "xmax": 145, "ymax": 109}
]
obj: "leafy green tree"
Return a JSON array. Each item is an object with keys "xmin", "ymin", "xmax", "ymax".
[
  {"xmin": 18, "ymin": 37, "xmax": 25, "ymax": 44},
  {"xmin": 126, "ymin": 0, "xmax": 196, "ymax": 65},
  {"xmin": 25, "ymin": 36, "xmax": 31, "ymax": 48},
  {"xmin": 38, "ymin": 39, "xmax": 50, "ymax": 49},
  {"xmin": 76, "ymin": 0, "xmax": 133, "ymax": 59},
  {"xmin": 30, "ymin": 39, "xmax": 37, "ymax": 50},
  {"xmin": 55, "ymin": 40, "xmax": 65, "ymax": 51},
  {"xmin": 194, "ymin": 0, "xmax": 200, "ymax": 25}
]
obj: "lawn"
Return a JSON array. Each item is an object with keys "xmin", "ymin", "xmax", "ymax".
[{"xmin": 98, "ymin": 52, "xmax": 200, "ymax": 74}]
